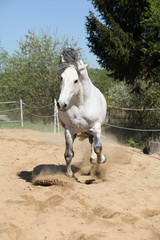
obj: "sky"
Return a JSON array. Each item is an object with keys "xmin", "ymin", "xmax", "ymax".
[{"xmin": 0, "ymin": 0, "xmax": 100, "ymax": 68}]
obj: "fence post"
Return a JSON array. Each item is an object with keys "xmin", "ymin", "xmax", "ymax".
[
  {"xmin": 20, "ymin": 99, "xmax": 23, "ymax": 128},
  {"xmin": 55, "ymin": 101, "xmax": 60, "ymax": 134},
  {"xmin": 54, "ymin": 99, "xmax": 57, "ymax": 133}
]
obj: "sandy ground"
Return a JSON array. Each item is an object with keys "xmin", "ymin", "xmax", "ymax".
[{"xmin": 0, "ymin": 129, "xmax": 160, "ymax": 240}]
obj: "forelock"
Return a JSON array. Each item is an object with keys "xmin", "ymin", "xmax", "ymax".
[
  {"xmin": 62, "ymin": 48, "xmax": 80, "ymax": 64},
  {"xmin": 55, "ymin": 48, "xmax": 80, "ymax": 75}
]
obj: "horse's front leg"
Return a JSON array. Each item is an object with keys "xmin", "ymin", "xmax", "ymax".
[
  {"xmin": 64, "ymin": 128, "xmax": 75, "ymax": 177},
  {"xmin": 93, "ymin": 123, "xmax": 106, "ymax": 164},
  {"xmin": 89, "ymin": 135, "xmax": 97, "ymax": 164}
]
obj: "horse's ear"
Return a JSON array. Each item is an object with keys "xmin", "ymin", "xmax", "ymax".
[
  {"xmin": 60, "ymin": 54, "xmax": 65, "ymax": 63},
  {"xmin": 77, "ymin": 61, "xmax": 89, "ymax": 80},
  {"xmin": 78, "ymin": 63, "xmax": 88, "ymax": 71}
]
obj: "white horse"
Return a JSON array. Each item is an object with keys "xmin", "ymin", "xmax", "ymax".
[{"xmin": 57, "ymin": 49, "xmax": 107, "ymax": 177}]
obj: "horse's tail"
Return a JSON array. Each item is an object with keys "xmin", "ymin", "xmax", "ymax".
[{"xmin": 77, "ymin": 132, "xmax": 91, "ymax": 141}]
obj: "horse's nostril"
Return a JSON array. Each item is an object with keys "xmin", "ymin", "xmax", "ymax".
[{"xmin": 64, "ymin": 103, "xmax": 67, "ymax": 108}]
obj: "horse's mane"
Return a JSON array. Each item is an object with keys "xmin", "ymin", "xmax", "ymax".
[{"xmin": 56, "ymin": 48, "xmax": 80, "ymax": 74}]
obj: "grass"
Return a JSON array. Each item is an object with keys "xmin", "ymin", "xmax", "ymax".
[{"xmin": 0, "ymin": 121, "xmax": 62, "ymax": 132}]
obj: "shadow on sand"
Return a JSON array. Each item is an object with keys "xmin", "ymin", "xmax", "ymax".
[{"xmin": 17, "ymin": 164, "xmax": 80, "ymax": 185}]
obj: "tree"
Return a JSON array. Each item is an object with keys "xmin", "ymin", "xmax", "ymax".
[
  {"xmin": 107, "ymin": 82, "xmax": 132, "ymax": 108},
  {"xmin": 140, "ymin": 0, "xmax": 160, "ymax": 83},
  {"xmin": 88, "ymin": 68, "xmax": 112, "ymax": 98},
  {"xmin": 86, "ymin": 0, "xmax": 160, "ymax": 84},
  {"xmin": 108, "ymin": 81, "xmax": 160, "ymax": 127},
  {"xmin": 0, "ymin": 44, "xmax": 9, "ymax": 73}
]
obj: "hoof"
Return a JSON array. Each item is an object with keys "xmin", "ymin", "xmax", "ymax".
[
  {"xmin": 97, "ymin": 155, "xmax": 107, "ymax": 164},
  {"xmin": 90, "ymin": 157, "xmax": 97, "ymax": 165}
]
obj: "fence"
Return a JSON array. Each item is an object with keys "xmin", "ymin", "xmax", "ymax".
[
  {"xmin": 106, "ymin": 105, "xmax": 160, "ymax": 132},
  {"xmin": 0, "ymin": 100, "xmax": 23, "ymax": 125},
  {"xmin": 0, "ymin": 99, "xmax": 60, "ymax": 133},
  {"xmin": 0, "ymin": 100, "xmax": 160, "ymax": 133}
]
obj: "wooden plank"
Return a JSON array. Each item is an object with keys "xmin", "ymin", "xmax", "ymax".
[{"xmin": 149, "ymin": 141, "xmax": 160, "ymax": 154}]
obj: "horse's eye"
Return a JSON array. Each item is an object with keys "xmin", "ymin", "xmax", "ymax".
[
  {"xmin": 74, "ymin": 80, "xmax": 78, "ymax": 84},
  {"xmin": 60, "ymin": 76, "xmax": 63, "ymax": 81}
]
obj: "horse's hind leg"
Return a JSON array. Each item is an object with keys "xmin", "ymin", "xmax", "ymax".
[
  {"xmin": 93, "ymin": 123, "xmax": 106, "ymax": 164},
  {"xmin": 64, "ymin": 129, "xmax": 75, "ymax": 177}
]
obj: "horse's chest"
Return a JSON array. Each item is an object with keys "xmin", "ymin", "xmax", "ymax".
[
  {"xmin": 59, "ymin": 108, "xmax": 89, "ymax": 130},
  {"xmin": 67, "ymin": 112, "xmax": 88, "ymax": 128}
]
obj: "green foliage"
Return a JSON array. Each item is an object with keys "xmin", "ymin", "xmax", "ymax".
[
  {"xmin": 0, "ymin": 44, "xmax": 9, "ymax": 72},
  {"xmin": 140, "ymin": 0, "xmax": 160, "ymax": 83},
  {"xmin": 86, "ymin": 0, "xmax": 160, "ymax": 145},
  {"xmin": 86, "ymin": 0, "xmax": 160, "ymax": 84},
  {"xmin": 107, "ymin": 82, "xmax": 132, "ymax": 107},
  {"xmin": 127, "ymin": 82, "xmax": 160, "ymax": 127},
  {"xmin": 88, "ymin": 68, "xmax": 112, "ymax": 98},
  {"xmin": 127, "ymin": 138, "xmax": 143, "ymax": 149},
  {"xmin": 107, "ymin": 80, "xmax": 160, "ymax": 128}
]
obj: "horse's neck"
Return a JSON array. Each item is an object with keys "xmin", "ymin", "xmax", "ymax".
[
  {"xmin": 73, "ymin": 59, "xmax": 93, "ymax": 107},
  {"xmin": 79, "ymin": 66, "xmax": 93, "ymax": 98},
  {"xmin": 79, "ymin": 68, "xmax": 89, "ymax": 81},
  {"xmin": 80, "ymin": 74, "xmax": 92, "ymax": 97}
]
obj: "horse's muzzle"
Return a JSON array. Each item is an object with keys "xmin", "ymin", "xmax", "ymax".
[{"xmin": 57, "ymin": 101, "xmax": 67, "ymax": 111}]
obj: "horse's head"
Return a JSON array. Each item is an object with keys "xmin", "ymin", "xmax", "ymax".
[
  {"xmin": 57, "ymin": 48, "xmax": 88, "ymax": 112},
  {"xmin": 57, "ymin": 66, "xmax": 81, "ymax": 112}
]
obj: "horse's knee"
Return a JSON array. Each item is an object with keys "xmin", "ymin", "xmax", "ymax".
[
  {"xmin": 94, "ymin": 143, "xmax": 107, "ymax": 164},
  {"xmin": 64, "ymin": 150, "xmax": 74, "ymax": 177},
  {"xmin": 94, "ymin": 143, "xmax": 102, "ymax": 155},
  {"xmin": 64, "ymin": 150, "xmax": 74, "ymax": 164}
]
